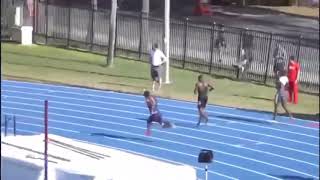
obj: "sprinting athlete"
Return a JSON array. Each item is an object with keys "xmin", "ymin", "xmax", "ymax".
[
  {"xmin": 143, "ymin": 90, "xmax": 173, "ymax": 136},
  {"xmin": 194, "ymin": 75, "xmax": 214, "ymax": 126},
  {"xmin": 272, "ymin": 70, "xmax": 293, "ymax": 122}
]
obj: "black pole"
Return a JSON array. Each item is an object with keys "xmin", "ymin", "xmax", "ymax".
[
  {"xmin": 236, "ymin": 30, "xmax": 244, "ymax": 79},
  {"xmin": 13, "ymin": 115, "xmax": 16, "ymax": 136},
  {"xmin": 182, "ymin": 18, "xmax": 189, "ymax": 69},
  {"xmin": 114, "ymin": 11, "xmax": 118, "ymax": 57},
  {"xmin": 67, "ymin": 5, "xmax": 71, "ymax": 47},
  {"xmin": 209, "ymin": 22, "xmax": 215, "ymax": 74},
  {"xmin": 45, "ymin": 0, "xmax": 48, "ymax": 44},
  {"xmin": 35, "ymin": 0, "xmax": 39, "ymax": 36},
  {"xmin": 32, "ymin": 0, "xmax": 36, "ymax": 43},
  {"xmin": 4, "ymin": 115, "xmax": 7, "ymax": 136},
  {"xmin": 296, "ymin": 35, "xmax": 302, "ymax": 62},
  {"xmin": 90, "ymin": 7, "xmax": 95, "ymax": 51},
  {"xmin": 263, "ymin": 33, "xmax": 273, "ymax": 84},
  {"xmin": 138, "ymin": 13, "xmax": 143, "ymax": 60}
]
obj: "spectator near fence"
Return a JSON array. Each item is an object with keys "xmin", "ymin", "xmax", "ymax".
[
  {"xmin": 215, "ymin": 24, "xmax": 227, "ymax": 63},
  {"xmin": 234, "ymin": 29, "xmax": 254, "ymax": 75},
  {"xmin": 149, "ymin": 43, "xmax": 167, "ymax": 91},
  {"xmin": 273, "ymin": 43, "xmax": 288, "ymax": 78},
  {"xmin": 272, "ymin": 69, "xmax": 293, "ymax": 121},
  {"xmin": 287, "ymin": 56, "xmax": 300, "ymax": 104}
]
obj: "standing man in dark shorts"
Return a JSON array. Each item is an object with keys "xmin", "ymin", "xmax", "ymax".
[
  {"xmin": 273, "ymin": 43, "xmax": 287, "ymax": 78},
  {"xmin": 272, "ymin": 70, "xmax": 293, "ymax": 122},
  {"xmin": 143, "ymin": 90, "xmax": 174, "ymax": 136},
  {"xmin": 194, "ymin": 75, "xmax": 214, "ymax": 126},
  {"xmin": 149, "ymin": 43, "xmax": 167, "ymax": 91}
]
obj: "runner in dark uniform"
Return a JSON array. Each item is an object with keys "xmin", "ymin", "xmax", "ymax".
[
  {"xmin": 272, "ymin": 70, "xmax": 293, "ymax": 122},
  {"xmin": 143, "ymin": 90, "xmax": 174, "ymax": 136},
  {"xmin": 194, "ymin": 75, "xmax": 214, "ymax": 126}
]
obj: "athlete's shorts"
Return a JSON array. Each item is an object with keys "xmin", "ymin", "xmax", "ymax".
[
  {"xmin": 275, "ymin": 91, "xmax": 287, "ymax": 104},
  {"xmin": 147, "ymin": 113, "xmax": 163, "ymax": 124},
  {"xmin": 151, "ymin": 66, "xmax": 162, "ymax": 82},
  {"xmin": 198, "ymin": 96, "xmax": 208, "ymax": 108}
]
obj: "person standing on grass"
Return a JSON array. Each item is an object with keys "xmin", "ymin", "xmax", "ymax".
[
  {"xmin": 215, "ymin": 24, "xmax": 227, "ymax": 63},
  {"xmin": 287, "ymin": 56, "xmax": 300, "ymax": 104},
  {"xmin": 194, "ymin": 75, "xmax": 214, "ymax": 126},
  {"xmin": 149, "ymin": 43, "xmax": 167, "ymax": 91},
  {"xmin": 272, "ymin": 70, "xmax": 293, "ymax": 122},
  {"xmin": 143, "ymin": 90, "xmax": 174, "ymax": 136},
  {"xmin": 273, "ymin": 43, "xmax": 287, "ymax": 78}
]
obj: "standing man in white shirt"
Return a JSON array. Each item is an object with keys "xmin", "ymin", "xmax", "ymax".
[{"xmin": 149, "ymin": 43, "xmax": 167, "ymax": 91}]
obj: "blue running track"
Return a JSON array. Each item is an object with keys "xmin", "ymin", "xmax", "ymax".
[{"xmin": 1, "ymin": 80, "xmax": 319, "ymax": 180}]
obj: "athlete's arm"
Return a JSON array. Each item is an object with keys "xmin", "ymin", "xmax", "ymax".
[
  {"xmin": 159, "ymin": 51, "xmax": 167, "ymax": 64},
  {"xmin": 208, "ymin": 83, "xmax": 214, "ymax": 91},
  {"xmin": 194, "ymin": 83, "xmax": 198, "ymax": 95},
  {"xmin": 295, "ymin": 63, "xmax": 300, "ymax": 83},
  {"xmin": 150, "ymin": 96, "xmax": 157, "ymax": 113}
]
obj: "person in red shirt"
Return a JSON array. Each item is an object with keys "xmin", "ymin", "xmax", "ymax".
[{"xmin": 287, "ymin": 56, "xmax": 300, "ymax": 104}]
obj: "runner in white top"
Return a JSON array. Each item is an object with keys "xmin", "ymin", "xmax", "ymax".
[{"xmin": 272, "ymin": 70, "xmax": 293, "ymax": 122}]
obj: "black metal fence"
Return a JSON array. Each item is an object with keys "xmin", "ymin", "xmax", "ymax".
[{"xmin": 2, "ymin": 2, "xmax": 319, "ymax": 93}]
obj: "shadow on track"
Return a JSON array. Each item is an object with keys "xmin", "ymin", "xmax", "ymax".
[{"xmin": 90, "ymin": 132, "xmax": 153, "ymax": 143}]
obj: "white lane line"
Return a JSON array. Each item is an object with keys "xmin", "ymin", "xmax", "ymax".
[
  {"xmin": 2, "ymin": 80, "xmax": 236, "ymax": 109},
  {"xmin": 3, "ymin": 105, "xmax": 319, "ymax": 165},
  {"xmin": 2, "ymin": 97, "xmax": 318, "ymax": 148},
  {"xmin": 3, "ymin": 100, "xmax": 319, "ymax": 157},
  {"xmin": 2, "ymin": 90, "xmax": 318, "ymax": 140},
  {"xmin": 3, "ymin": 81, "xmax": 317, "ymax": 129},
  {"xmin": 13, "ymin": 112, "xmax": 320, "ymax": 168},
  {"xmin": 1, "ymin": 127, "xmax": 237, "ymax": 180},
  {"xmin": 8, "ymin": 120, "xmax": 285, "ymax": 180},
  {"xmin": 2, "ymin": 89, "xmax": 318, "ymax": 139}
]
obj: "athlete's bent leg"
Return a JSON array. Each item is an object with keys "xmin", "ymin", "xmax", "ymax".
[
  {"xmin": 281, "ymin": 99, "xmax": 293, "ymax": 119},
  {"xmin": 145, "ymin": 116, "xmax": 153, "ymax": 136},
  {"xmin": 272, "ymin": 94, "xmax": 280, "ymax": 120}
]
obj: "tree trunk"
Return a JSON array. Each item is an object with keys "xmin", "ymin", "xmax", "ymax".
[
  {"xmin": 107, "ymin": 0, "xmax": 117, "ymax": 67},
  {"xmin": 141, "ymin": 0, "xmax": 150, "ymax": 54},
  {"xmin": 86, "ymin": 0, "xmax": 97, "ymax": 48}
]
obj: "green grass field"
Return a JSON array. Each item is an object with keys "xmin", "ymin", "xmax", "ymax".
[{"xmin": 1, "ymin": 43, "xmax": 319, "ymax": 120}]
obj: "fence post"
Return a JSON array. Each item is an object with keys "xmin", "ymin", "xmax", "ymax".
[
  {"xmin": 264, "ymin": 33, "xmax": 273, "ymax": 84},
  {"xmin": 114, "ymin": 11, "xmax": 118, "ymax": 57},
  {"xmin": 90, "ymin": 7, "xmax": 94, "ymax": 51},
  {"xmin": 182, "ymin": 18, "xmax": 189, "ymax": 69},
  {"xmin": 67, "ymin": 6, "xmax": 71, "ymax": 47},
  {"xmin": 236, "ymin": 30, "xmax": 244, "ymax": 79},
  {"xmin": 32, "ymin": 0, "xmax": 36, "ymax": 43},
  {"xmin": 209, "ymin": 21, "xmax": 215, "ymax": 74},
  {"xmin": 138, "ymin": 13, "xmax": 143, "ymax": 60},
  {"xmin": 45, "ymin": 0, "xmax": 49, "ymax": 45},
  {"xmin": 4, "ymin": 115, "xmax": 7, "ymax": 136},
  {"xmin": 296, "ymin": 35, "xmax": 302, "ymax": 62},
  {"xmin": 35, "ymin": 0, "xmax": 39, "ymax": 38}
]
